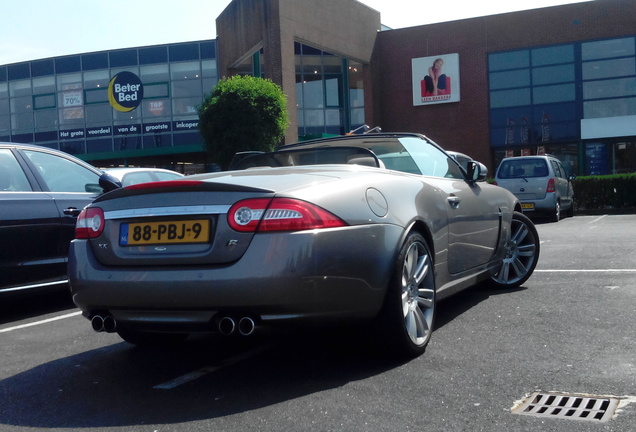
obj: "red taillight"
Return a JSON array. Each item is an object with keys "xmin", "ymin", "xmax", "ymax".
[
  {"xmin": 75, "ymin": 207, "xmax": 105, "ymax": 239},
  {"xmin": 546, "ymin": 178, "xmax": 556, "ymax": 193},
  {"xmin": 227, "ymin": 198, "xmax": 347, "ymax": 232}
]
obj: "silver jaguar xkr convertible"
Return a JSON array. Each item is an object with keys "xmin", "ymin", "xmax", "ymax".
[{"xmin": 69, "ymin": 133, "xmax": 539, "ymax": 358}]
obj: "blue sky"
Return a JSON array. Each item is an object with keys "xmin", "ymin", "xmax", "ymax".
[{"xmin": 0, "ymin": 0, "xmax": 589, "ymax": 65}]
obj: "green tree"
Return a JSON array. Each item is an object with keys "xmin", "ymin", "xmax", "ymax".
[{"xmin": 198, "ymin": 75, "xmax": 288, "ymax": 169}]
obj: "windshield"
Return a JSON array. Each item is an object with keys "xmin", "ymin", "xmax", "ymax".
[
  {"xmin": 498, "ymin": 159, "xmax": 549, "ymax": 179},
  {"xmin": 233, "ymin": 135, "xmax": 465, "ymax": 180},
  {"xmin": 373, "ymin": 137, "xmax": 464, "ymax": 179}
]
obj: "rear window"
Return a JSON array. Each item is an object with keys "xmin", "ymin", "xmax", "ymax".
[{"xmin": 497, "ymin": 159, "xmax": 549, "ymax": 179}]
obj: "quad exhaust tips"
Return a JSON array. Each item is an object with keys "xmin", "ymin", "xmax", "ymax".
[
  {"xmin": 218, "ymin": 316, "xmax": 256, "ymax": 336},
  {"xmin": 90, "ymin": 314, "xmax": 256, "ymax": 336},
  {"xmin": 91, "ymin": 315, "xmax": 117, "ymax": 333}
]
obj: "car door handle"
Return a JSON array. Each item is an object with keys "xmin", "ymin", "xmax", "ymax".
[
  {"xmin": 63, "ymin": 207, "xmax": 82, "ymax": 217},
  {"xmin": 447, "ymin": 196, "xmax": 460, "ymax": 209}
]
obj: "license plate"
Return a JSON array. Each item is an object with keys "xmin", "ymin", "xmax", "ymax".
[
  {"xmin": 520, "ymin": 203, "xmax": 535, "ymax": 210},
  {"xmin": 119, "ymin": 219, "xmax": 210, "ymax": 246}
]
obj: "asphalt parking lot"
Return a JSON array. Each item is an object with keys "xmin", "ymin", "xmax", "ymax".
[{"xmin": 1, "ymin": 214, "xmax": 635, "ymax": 432}]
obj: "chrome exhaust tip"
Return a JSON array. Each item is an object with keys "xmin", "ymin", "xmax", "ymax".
[
  {"xmin": 91, "ymin": 315, "xmax": 105, "ymax": 332},
  {"xmin": 103, "ymin": 315, "xmax": 117, "ymax": 333},
  {"xmin": 238, "ymin": 317, "xmax": 256, "ymax": 336},
  {"xmin": 218, "ymin": 316, "xmax": 236, "ymax": 335}
]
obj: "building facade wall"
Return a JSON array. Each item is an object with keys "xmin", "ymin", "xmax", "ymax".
[
  {"xmin": 372, "ymin": 0, "xmax": 636, "ymax": 172},
  {"xmin": 216, "ymin": 0, "xmax": 380, "ymax": 143},
  {"xmin": 0, "ymin": 41, "xmax": 217, "ymax": 171}
]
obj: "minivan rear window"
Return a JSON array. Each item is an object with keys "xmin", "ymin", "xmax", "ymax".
[{"xmin": 498, "ymin": 159, "xmax": 549, "ymax": 179}]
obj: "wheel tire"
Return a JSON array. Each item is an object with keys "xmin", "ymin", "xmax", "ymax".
[
  {"xmin": 549, "ymin": 200, "xmax": 561, "ymax": 222},
  {"xmin": 490, "ymin": 211, "xmax": 540, "ymax": 289},
  {"xmin": 378, "ymin": 232, "xmax": 436, "ymax": 358},
  {"xmin": 117, "ymin": 329, "xmax": 188, "ymax": 347}
]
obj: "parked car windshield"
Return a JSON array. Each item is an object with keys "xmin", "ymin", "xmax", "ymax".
[
  {"xmin": 497, "ymin": 159, "xmax": 549, "ymax": 179},
  {"xmin": 376, "ymin": 136, "xmax": 464, "ymax": 179}
]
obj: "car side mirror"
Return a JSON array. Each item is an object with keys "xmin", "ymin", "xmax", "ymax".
[
  {"xmin": 98, "ymin": 172, "xmax": 123, "ymax": 193},
  {"xmin": 466, "ymin": 161, "xmax": 488, "ymax": 182}
]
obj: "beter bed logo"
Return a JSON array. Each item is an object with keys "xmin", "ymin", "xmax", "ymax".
[{"xmin": 108, "ymin": 72, "xmax": 144, "ymax": 112}]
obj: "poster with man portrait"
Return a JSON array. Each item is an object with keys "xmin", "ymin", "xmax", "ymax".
[{"xmin": 412, "ymin": 53, "xmax": 460, "ymax": 106}]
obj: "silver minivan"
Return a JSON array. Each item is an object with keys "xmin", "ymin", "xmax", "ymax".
[{"xmin": 494, "ymin": 155, "xmax": 575, "ymax": 222}]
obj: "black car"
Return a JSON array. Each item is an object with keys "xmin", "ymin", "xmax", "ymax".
[{"xmin": 0, "ymin": 143, "xmax": 119, "ymax": 295}]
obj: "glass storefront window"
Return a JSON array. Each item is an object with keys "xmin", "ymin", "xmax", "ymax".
[
  {"xmin": 110, "ymin": 49, "xmax": 138, "ymax": 68},
  {"xmin": 296, "ymin": 43, "xmax": 364, "ymax": 138},
  {"xmin": 144, "ymin": 83, "xmax": 170, "ymax": 99},
  {"xmin": 32, "ymin": 76, "xmax": 56, "ymax": 95},
  {"xmin": 84, "ymin": 88, "xmax": 108, "ymax": 104},
  {"xmin": 582, "ymin": 37, "xmax": 635, "ymax": 61},
  {"xmin": 112, "ymin": 108, "xmax": 140, "ymax": 121},
  {"xmin": 489, "ymin": 69, "xmax": 530, "ymax": 90},
  {"xmin": 582, "ymin": 58, "xmax": 636, "ymax": 80},
  {"xmin": 490, "ymin": 88, "xmax": 531, "ymax": 108},
  {"xmin": 304, "ymin": 109, "xmax": 325, "ymax": 126},
  {"xmin": 34, "ymin": 109, "xmax": 58, "ymax": 129},
  {"xmin": 169, "ymin": 43, "xmax": 199, "ymax": 62},
  {"xmin": 170, "ymin": 62, "xmax": 200, "ymax": 80},
  {"xmin": 533, "ymin": 83, "xmax": 575, "ymax": 104},
  {"xmin": 583, "ymin": 77, "xmax": 636, "ymax": 100},
  {"xmin": 12, "ymin": 112, "xmax": 34, "ymax": 131},
  {"xmin": 57, "ymin": 74, "xmax": 82, "ymax": 91},
  {"xmin": 172, "ymin": 97, "xmax": 200, "ymax": 118},
  {"xmin": 172, "ymin": 79, "xmax": 202, "ymax": 97},
  {"xmin": 201, "ymin": 60, "xmax": 217, "ymax": 78},
  {"xmin": 489, "ymin": 50, "xmax": 530, "ymax": 71},
  {"xmin": 33, "ymin": 94, "xmax": 56, "ymax": 110},
  {"xmin": 85, "ymin": 104, "xmax": 112, "ymax": 124},
  {"xmin": 300, "ymin": 77, "xmax": 323, "ymax": 108},
  {"xmin": 59, "ymin": 107, "xmax": 85, "ymax": 125},
  {"xmin": 531, "ymin": 45, "xmax": 574, "ymax": 66},
  {"xmin": 139, "ymin": 46, "xmax": 168, "ymax": 65},
  {"xmin": 86, "ymin": 138, "xmax": 114, "ymax": 154},
  {"xmin": 143, "ymin": 99, "xmax": 171, "ymax": 119},
  {"xmin": 0, "ymin": 99, "xmax": 9, "ymax": 132},
  {"xmin": 141, "ymin": 64, "xmax": 169, "ymax": 83},
  {"xmin": 10, "ymin": 96, "xmax": 33, "ymax": 113},
  {"xmin": 532, "ymin": 64, "xmax": 575, "ymax": 86},
  {"xmin": 325, "ymin": 76, "xmax": 340, "ymax": 107},
  {"xmin": 584, "ymin": 97, "xmax": 636, "ymax": 118},
  {"xmin": 325, "ymin": 109, "xmax": 341, "ymax": 126},
  {"xmin": 111, "ymin": 67, "xmax": 139, "ymax": 78},
  {"xmin": 9, "ymin": 79, "xmax": 31, "ymax": 97},
  {"xmin": 83, "ymin": 70, "xmax": 109, "ymax": 89},
  {"xmin": 202, "ymin": 78, "xmax": 217, "ymax": 94},
  {"xmin": 323, "ymin": 56, "xmax": 342, "ymax": 74}
]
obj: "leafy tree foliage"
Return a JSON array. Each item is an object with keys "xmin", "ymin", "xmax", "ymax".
[{"xmin": 198, "ymin": 75, "xmax": 288, "ymax": 169}]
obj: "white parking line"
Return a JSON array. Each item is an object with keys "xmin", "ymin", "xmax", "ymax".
[
  {"xmin": 153, "ymin": 343, "xmax": 273, "ymax": 390},
  {"xmin": 589, "ymin": 215, "xmax": 608, "ymax": 224},
  {"xmin": 535, "ymin": 269, "xmax": 636, "ymax": 272},
  {"xmin": 0, "ymin": 311, "xmax": 82, "ymax": 333}
]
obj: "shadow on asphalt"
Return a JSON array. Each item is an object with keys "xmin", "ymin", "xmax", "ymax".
[
  {"xmin": 0, "ymin": 281, "xmax": 528, "ymax": 429},
  {"xmin": 0, "ymin": 289, "xmax": 75, "ymax": 325}
]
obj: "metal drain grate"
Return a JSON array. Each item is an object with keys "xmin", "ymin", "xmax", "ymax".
[{"xmin": 512, "ymin": 392, "xmax": 620, "ymax": 422}]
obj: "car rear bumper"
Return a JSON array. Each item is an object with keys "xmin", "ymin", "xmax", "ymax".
[
  {"xmin": 520, "ymin": 193, "xmax": 556, "ymax": 213},
  {"xmin": 69, "ymin": 224, "xmax": 404, "ymax": 331}
]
